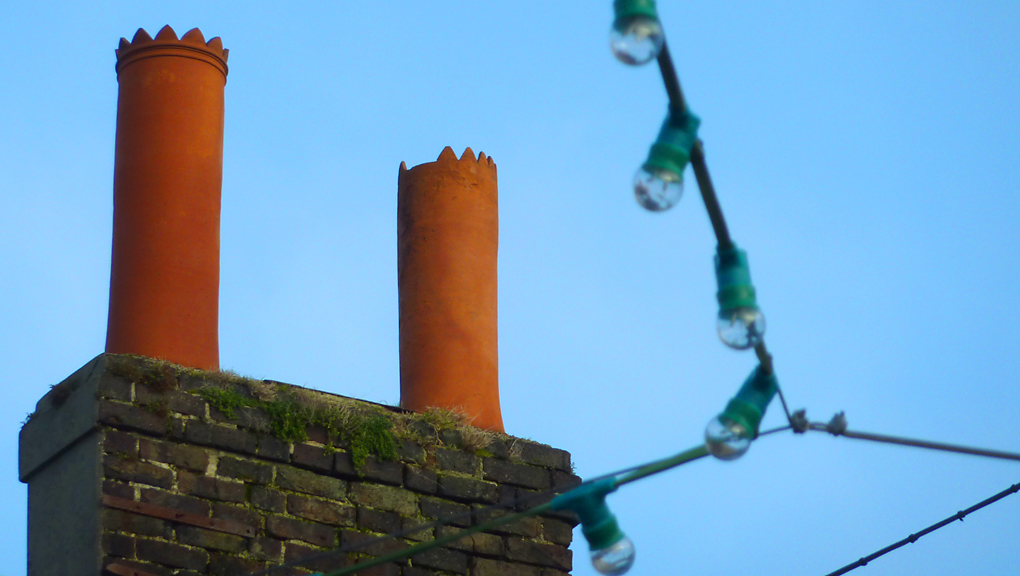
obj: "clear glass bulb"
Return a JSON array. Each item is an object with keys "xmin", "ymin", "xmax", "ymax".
[
  {"xmin": 633, "ymin": 166, "xmax": 682, "ymax": 212},
  {"xmin": 705, "ymin": 414, "xmax": 751, "ymax": 460},
  {"xmin": 717, "ymin": 307, "xmax": 766, "ymax": 350},
  {"xmin": 610, "ymin": 16, "xmax": 664, "ymax": 65},
  {"xmin": 591, "ymin": 536, "xmax": 636, "ymax": 576}
]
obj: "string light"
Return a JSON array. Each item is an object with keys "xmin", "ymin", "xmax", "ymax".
[
  {"xmin": 633, "ymin": 107, "xmax": 700, "ymax": 212},
  {"xmin": 704, "ymin": 364, "xmax": 778, "ymax": 460},
  {"xmin": 610, "ymin": 0, "xmax": 665, "ymax": 66}
]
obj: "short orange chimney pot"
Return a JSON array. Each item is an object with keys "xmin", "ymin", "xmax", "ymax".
[
  {"xmin": 398, "ymin": 147, "xmax": 504, "ymax": 432},
  {"xmin": 105, "ymin": 26, "xmax": 228, "ymax": 370}
]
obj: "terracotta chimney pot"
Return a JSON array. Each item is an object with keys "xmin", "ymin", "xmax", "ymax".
[
  {"xmin": 105, "ymin": 26, "xmax": 228, "ymax": 370},
  {"xmin": 398, "ymin": 147, "xmax": 504, "ymax": 432}
]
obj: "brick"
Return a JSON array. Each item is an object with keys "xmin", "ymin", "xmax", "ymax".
[
  {"xmin": 471, "ymin": 558, "xmax": 542, "ymax": 576},
  {"xmin": 357, "ymin": 561, "xmax": 401, "ymax": 576},
  {"xmin": 420, "ymin": 496, "xmax": 471, "ymax": 528},
  {"xmin": 405, "ymin": 567, "xmax": 444, "ymax": 576},
  {"xmin": 506, "ymin": 538, "xmax": 572, "ymax": 570},
  {"xmin": 405, "ymin": 420, "xmax": 438, "ymax": 442},
  {"xmin": 178, "ymin": 471, "xmax": 246, "ymax": 503},
  {"xmin": 358, "ymin": 507, "xmax": 401, "ymax": 533},
  {"xmin": 409, "ymin": 547, "xmax": 469, "ymax": 574},
  {"xmin": 103, "ymin": 455, "xmax": 173, "ymax": 489},
  {"xmin": 437, "ymin": 474, "xmax": 498, "ymax": 504},
  {"xmin": 336, "ymin": 452, "xmax": 403, "ymax": 484},
  {"xmin": 277, "ymin": 466, "xmax": 347, "ymax": 500},
  {"xmin": 405, "ymin": 467, "xmax": 438, "ymax": 494},
  {"xmin": 285, "ymin": 541, "xmax": 347, "ymax": 573},
  {"xmin": 258, "ymin": 435, "xmax": 292, "ymax": 462},
  {"xmin": 212, "ymin": 502, "xmax": 263, "ymax": 529},
  {"xmin": 306, "ymin": 425, "xmax": 330, "ymax": 444},
  {"xmin": 136, "ymin": 383, "xmax": 172, "ymax": 405},
  {"xmin": 139, "ymin": 438, "xmax": 209, "ymax": 472},
  {"xmin": 169, "ymin": 393, "xmax": 207, "ymax": 417},
  {"xmin": 102, "ymin": 532, "xmax": 135, "ymax": 557},
  {"xmin": 541, "ymin": 570, "xmax": 571, "ymax": 576},
  {"xmin": 267, "ymin": 515, "xmax": 337, "ymax": 548},
  {"xmin": 515, "ymin": 489, "xmax": 578, "ymax": 526},
  {"xmin": 249, "ymin": 536, "xmax": 283, "ymax": 562},
  {"xmin": 184, "ymin": 421, "xmax": 258, "ymax": 455},
  {"xmin": 439, "ymin": 429, "xmax": 463, "ymax": 448},
  {"xmin": 482, "ymin": 438, "xmax": 509, "ymax": 459},
  {"xmin": 541, "ymin": 518, "xmax": 574, "ymax": 546},
  {"xmin": 136, "ymin": 539, "xmax": 209, "ymax": 570},
  {"xmin": 402, "ymin": 517, "xmax": 434, "ymax": 542},
  {"xmin": 351, "ymin": 483, "xmax": 417, "ymax": 516},
  {"xmin": 549, "ymin": 470, "xmax": 581, "ymax": 490},
  {"xmin": 436, "ymin": 526, "xmax": 503, "ymax": 557},
  {"xmin": 211, "ymin": 405, "xmax": 271, "ymax": 432},
  {"xmin": 140, "ymin": 488, "xmax": 210, "ymax": 516},
  {"xmin": 99, "ymin": 400, "xmax": 167, "ymax": 436},
  {"xmin": 473, "ymin": 507, "xmax": 541, "ymax": 538},
  {"xmin": 98, "ymin": 375, "xmax": 133, "ymax": 402},
  {"xmin": 177, "ymin": 525, "xmax": 247, "ymax": 553},
  {"xmin": 483, "ymin": 459, "xmax": 550, "ymax": 490},
  {"xmin": 288, "ymin": 494, "xmax": 355, "ymax": 526},
  {"xmin": 340, "ymin": 530, "xmax": 409, "ymax": 557},
  {"xmin": 103, "ymin": 559, "xmax": 173, "ymax": 576},
  {"xmin": 517, "ymin": 444, "xmax": 571, "ymax": 471},
  {"xmin": 168, "ymin": 417, "xmax": 187, "ymax": 441},
  {"xmin": 292, "ymin": 443, "xmax": 333, "ymax": 473},
  {"xmin": 396, "ymin": 439, "xmax": 426, "ymax": 465},
  {"xmin": 104, "ymin": 429, "xmax": 138, "ymax": 457},
  {"xmin": 436, "ymin": 526, "xmax": 472, "ymax": 552},
  {"xmin": 208, "ymin": 553, "xmax": 266, "ymax": 576},
  {"xmin": 103, "ymin": 480, "xmax": 135, "ymax": 500},
  {"xmin": 436, "ymin": 449, "xmax": 479, "ymax": 475},
  {"xmin": 250, "ymin": 485, "xmax": 287, "ymax": 513},
  {"xmin": 217, "ymin": 456, "xmax": 273, "ymax": 484},
  {"xmin": 360, "ymin": 457, "xmax": 405, "ymax": 486}
]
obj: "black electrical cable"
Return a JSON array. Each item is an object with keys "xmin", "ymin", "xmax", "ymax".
[
  {"xmin": 808, "ymin": 424, "xmax": 1020, "ymax": 462},
  {"xmin": 822, "ymin": 481, "xmax": 1020, "ymax": 576}
]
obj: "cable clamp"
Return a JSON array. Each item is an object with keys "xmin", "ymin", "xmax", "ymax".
[
  {"xmin": 790, "ymin": 409, "xmax": 809, "ymax": 433},
  {"xmin": 825, "ymin": 411, "xmax": 848, "ymax": 435}
]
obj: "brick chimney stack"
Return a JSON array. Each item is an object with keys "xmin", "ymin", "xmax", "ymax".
[
  {"xmin": 398, "ymin": 147, "xmax": 504, "ymax": 432},
  {"xmin": 105, "ymin": 25, "xmax": 228, "ymax": 370}
]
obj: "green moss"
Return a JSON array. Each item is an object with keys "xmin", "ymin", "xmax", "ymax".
[
  {"xmin": 196, "ymin": 386, "xmax": 257, "ymax": 420},
  {"xmin": 104, "ymin": 354, "xmax": 512, "ymax": 467},
  {"xmin": 349, "ymin": 415, "xmax": 398, "ymax": 469},
  {"xmin": 262, "ymin": 397, "xmax": 311, "ymax": 443}
]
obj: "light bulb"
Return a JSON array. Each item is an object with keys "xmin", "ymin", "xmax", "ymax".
[
  {"xmin": 717, "ymin": 307, "xmax": 766, "ymax": 350},
  {"xmin": 705, "ymin": 414, "xmax": 751, "ymax": 460},
  {"xmin": 591, "ymin": 536, "xmax": 636, "ymax": 576},
  {"xmin": 634, "ymin": 166, "xmax": 682, "ymax": 211},
  {"xmin": 610, "ymin": 16, "xmax": 664, "ymax": 65}
]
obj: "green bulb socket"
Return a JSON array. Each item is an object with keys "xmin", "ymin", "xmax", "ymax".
[
  {"xmin": 718, "ymin": 365, "xmax": 778, "ymax": 438},
  {"xmin": 642, "ymin": 108, "xmax": 701, "ymax": 179},
  {"xmin": 550, "ymin": 478, "xmax": 625, "ymax": 550},
  {"xmin": 715, "ymin": 245, "xmax": 759, "ymax": 312},
  {"xmin": 613, "ymin": 0, "xmax": 660, "ymax": 31}
]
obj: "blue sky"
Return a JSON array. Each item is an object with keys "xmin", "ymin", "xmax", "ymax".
[{"xmin": 1, "ymin": 2, "xmax": 1018, "ymax": 575}]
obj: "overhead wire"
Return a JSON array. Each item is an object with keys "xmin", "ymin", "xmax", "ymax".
[
  {"xmin": 821, "ymin": 481, "xmax": 1020, "ymax": 576},
  {"xmin": 807, "ymin": 423, "xmax": 1020, "ymax": 462}
]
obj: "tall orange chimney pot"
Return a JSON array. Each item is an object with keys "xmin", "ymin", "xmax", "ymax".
[
  {"xmin": 398, "ymin": 147, "xmax": 504, "ymax": 432},
  {"xmin": 105, "ymin": 26, "xmax": 228, "ymax": 370}
]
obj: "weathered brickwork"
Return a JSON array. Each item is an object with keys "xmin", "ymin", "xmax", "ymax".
[{"xmin": 36, "ymin": 355, "xmax": 581, "ymax": 576}]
